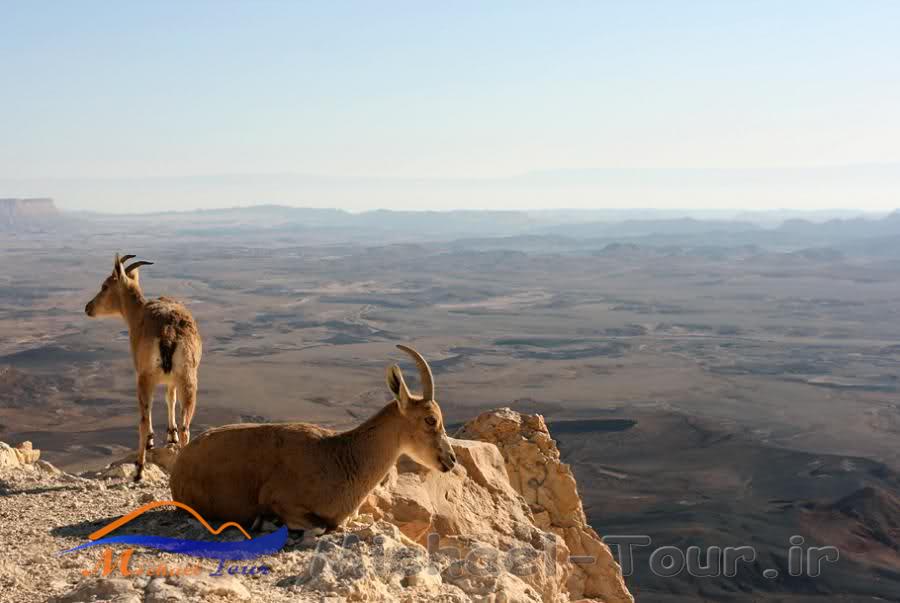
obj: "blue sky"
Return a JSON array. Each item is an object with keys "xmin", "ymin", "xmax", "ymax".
[{"xmin": 2, "ymin": 1, "xmax": 899, "ymax": 211}]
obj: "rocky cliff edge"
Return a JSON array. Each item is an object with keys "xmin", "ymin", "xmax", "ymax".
[{"xmin": 0, "ymin": 409, "xmax": 632, "ymax": 603}]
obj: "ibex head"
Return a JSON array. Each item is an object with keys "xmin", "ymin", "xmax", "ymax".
[
  {"xmin": 84, "ymin": 253, "xmax": 154, "ymax": 318},
  {"xmin": 386, "ymin": 345, "xmax": 457, "ymax": 473}
]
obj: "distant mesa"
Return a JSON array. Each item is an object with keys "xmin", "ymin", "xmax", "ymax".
[{"xmin": 0, "ymin": 197, "xmax": 59, "ymax": 230}]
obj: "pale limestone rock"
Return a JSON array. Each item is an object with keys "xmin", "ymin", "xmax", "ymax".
[
  {"xmin": 0, "ymin": 442, "xmax": 19, "ymax": 469},
  {"xmin": 99, "ymin": 460, "xmax": 168, "ymax": 483},
  {"xmin": 288, "ymin": 521, "xmax": 403, "ymax": 600},
  {"xmin": 106, "ymin": 444, "xmax": 179, "ymax": 473},
  {"xmin": 163, "ymin": 574, "xmax": 252, "ymax": 600},
  {"xmin": 15, "ymin": 440, "xmax": 41, "ymax": 464},
  {"xmin": 144, "ymin": 576, "xmax": 187, "ymax": 602},
  {"xmin": 362, "ymin": 437, "xmax": 572, "ymax": 603},
  {"xmin": 277, "ymin": 516, "xmax": 474, "ymax": 601},
  {"xmin": 35, "ymin": 459, "xmax": 62, "ymax": 475},
  {"xmin": 82, "ymin": 445, "xmax": 175, "ymax": 482},
  {"xmin": 50, "ymin": 578, "xmax": 140, "ymax": 603},
  {"xmin": 457, "ymin": 408, "xmax": 633, "ymax": 603},
  {"xmin": 0, "ymin": 440, "xmax": 43, "ymax": 468},
  {"xmin": 402, "ymin": 565, "xmax": 444, "ymax": 589},
  {"xmin": 53, "ymin": 574, "xmax": 252, "ymax": 603}
]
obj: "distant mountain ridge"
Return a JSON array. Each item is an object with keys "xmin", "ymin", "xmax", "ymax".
[{"xmin": 7, "ymin": 198, "xmax": 900, "ymax": 254}]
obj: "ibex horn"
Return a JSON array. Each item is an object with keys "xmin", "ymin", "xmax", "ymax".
[
  {"xmin": 124, "ymin": 261, "xmax": 154, "ymax": 275},
  {"xmin": 396, "ymin": 344, "xmax": 434, "ymax": 401}
]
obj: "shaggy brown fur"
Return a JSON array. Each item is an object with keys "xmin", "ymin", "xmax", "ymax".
[
  {"xmin": 170, "ymin": 345, "xmax": 456, "ymax": 532},
  {"xmin": 85, "ymin": 254, "xmax": 202, "ymax": 481}
]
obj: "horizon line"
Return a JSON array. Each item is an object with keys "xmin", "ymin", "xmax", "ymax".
[
  {"xmin": 56, "ymin": 204, "xmax": 892, "ymax": 217},
  {"xmin": 3, "ymin": 161, "xmax": 900, "ymax": 184}
]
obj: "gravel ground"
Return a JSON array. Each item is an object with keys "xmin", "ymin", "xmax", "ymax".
[{"xmin": 0, "ymin": 461, "xmax": 470, "ymax": 603}]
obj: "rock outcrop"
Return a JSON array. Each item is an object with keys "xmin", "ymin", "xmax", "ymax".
[
  {"xmin": 79, "ymin": 444, "xmax": 179, "ymax": 482},
  {"xmin": 0, "ymin": 440, "xmax": 41, "ymax": 468},
  {"xmin": 361, "ymin": 438, "xmax": 571, "ymax": 602},
  {"xmin": 0, "ymin": 410, "xmax": 633, "ymax": 603},
  {"xmin": 457, "ymin": 409, "xmax": 633, "ymax": 603}
]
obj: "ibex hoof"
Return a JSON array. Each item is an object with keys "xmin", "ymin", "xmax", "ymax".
[
  {"xmin": 146, "ymin": 433, "xmax": 155, "ymax": 450},
  {"xmin": 166, "ymin": 428, "xmax": 179, "ymax": 445},
  {"xmin": 133, "ymin": 463, "xmax": 144, "ymax": 482}
]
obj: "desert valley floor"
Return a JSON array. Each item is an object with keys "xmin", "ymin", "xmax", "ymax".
[{"xmin": 2, "ymin": 209, "xmax": 899, "ymax": 601}]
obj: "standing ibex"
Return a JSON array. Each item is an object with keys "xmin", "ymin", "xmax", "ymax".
[
  {"xmin": 85, "ymin": 253, "xmax": 202, "ymax": 481},
  {"xmin": 170, "ymin": 345, "xmax": 456, "ymax": 534}
]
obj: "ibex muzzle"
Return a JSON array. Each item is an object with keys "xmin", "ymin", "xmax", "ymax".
[{"xmin": 387, "ymin": 344, "xmax": 457, "ymax": 472}]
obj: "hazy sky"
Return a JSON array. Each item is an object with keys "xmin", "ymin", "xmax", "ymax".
[{"xmin": 2, "ymin": 1, "xmax": 899, "ymax": 212}]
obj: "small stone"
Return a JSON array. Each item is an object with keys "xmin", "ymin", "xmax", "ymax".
[
  {"xmin": 49, "ymin": 578, "xmax": 137, "ymax": 603},
  {"xmin": 98, "ymin": 461, "xmax": 166, "ymax": 484},
  {"xmin": 164, "ymin": 575, "xmax": 251, "ymax": 600},
  {"xmin": 35, "ymin": 460, "xmax": 62, "ymax": 475},
  {"xmin": 402, "ymin": 567, "xmax": 443, "ymax": 589},
  {"xmin": 144, "ymin": 577, "xmax": 186, "ymax": 603}
]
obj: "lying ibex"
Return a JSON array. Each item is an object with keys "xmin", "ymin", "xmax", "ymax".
[
  {"xmin": 85, "ymin": 253, "xmax": 202, "ymax": 481},
  {"xmin": 170, "ymin": 345, "xmax": 456, "ymax": 533}
]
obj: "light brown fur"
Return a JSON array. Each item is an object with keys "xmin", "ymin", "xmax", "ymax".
[
  {"xmin": 85, "ymin": 253, "xmax": 202, "ymax": 481},
  {"xmin": 169, "ymin": 345, "xmax": 455, "ymax": 532}
]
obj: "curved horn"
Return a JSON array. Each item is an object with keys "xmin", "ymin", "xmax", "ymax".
[
  {"xmin": 396, "ymin": 344, "xmax": 434, "ymax": 400},
  {"xmin": 124, "ymin": 261, "xmax": 154, "ymax": 275},
  {"xmin": 119, "ymin": 254, "xmax": 137, "ymax": 264}
]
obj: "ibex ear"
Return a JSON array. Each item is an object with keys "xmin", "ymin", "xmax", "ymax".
[
  {"xmin": 386, "ymin": 364, "xmax": 411, "ymax": 412},
  {"xmin": 113, "ymin": 254, "xmax": 125, "ymax": 279}
]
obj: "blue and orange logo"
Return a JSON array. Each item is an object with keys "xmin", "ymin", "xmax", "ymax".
[{"xmin": 59, "ymin": 501, "xmax": 287, "ymax": 577}]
